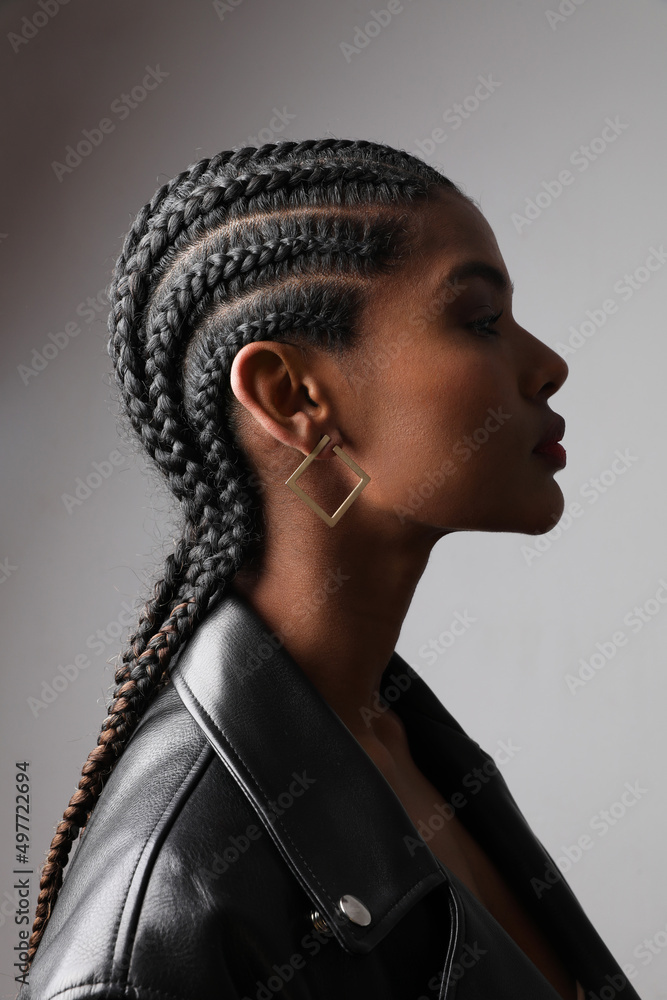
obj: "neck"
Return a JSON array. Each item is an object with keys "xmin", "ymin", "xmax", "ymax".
[{"xmin": 230, "ymin": 511, "xmax": 443, "ymax": 748}]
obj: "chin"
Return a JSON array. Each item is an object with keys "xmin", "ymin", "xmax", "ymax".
[
  {"xmin": 471, "ymin": 486, "xmax": 566, "ymax": 536},
  {"xmin": 518, "ymin": 489, "xmax": 566, "ymax": 536}
]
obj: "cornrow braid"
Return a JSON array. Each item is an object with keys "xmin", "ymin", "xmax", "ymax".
[{"xmin": 27, "ymin": 138, "xmax": 467, "ymax": 964}]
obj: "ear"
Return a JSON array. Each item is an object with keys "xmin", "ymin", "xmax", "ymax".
[{"xmin": 229, "ymin": 340, "xmax": 342, "ymax": 459}]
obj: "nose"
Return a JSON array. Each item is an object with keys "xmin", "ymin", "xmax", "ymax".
[{"xmin": 520, "ymin": 328, "xmax": 569, "ymax": 401}]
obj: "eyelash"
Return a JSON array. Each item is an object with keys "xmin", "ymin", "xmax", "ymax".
[{"xmin": 468, "ymin": 309, "xmax": 504, "ymax": 336}]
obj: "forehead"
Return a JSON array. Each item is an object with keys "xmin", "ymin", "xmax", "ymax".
[{"xmin": 413, "ymin": 189, "xmax": 505, "ymax": 270}]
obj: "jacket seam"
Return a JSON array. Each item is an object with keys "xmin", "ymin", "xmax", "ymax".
[
  {"xmin": 109, "ymin": 738, "xmax": 214, "ymax": 985},
  {"xmin": 173, "ymin": 672, "xmax": 335, "ymax": 910},
  {"xmin": 439, "ymin": 881, "xmax": 463, "ymax": 1000},
  {"xmin": 379, "ymin": 871, "xmax": 446, "ymax": 924}
]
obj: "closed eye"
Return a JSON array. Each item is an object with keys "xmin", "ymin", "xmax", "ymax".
[{"xmin": 468, "ymin": 309, "xmax": 504, "ymax": 336}]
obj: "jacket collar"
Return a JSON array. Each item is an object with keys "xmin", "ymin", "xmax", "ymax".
[
  {"xmin": 168, "ymin": 587, "xmax": 585, "ymax": 962},
  {"xmin": 169, "ymin": 587, "xmax": 450, "ymax": 954}
]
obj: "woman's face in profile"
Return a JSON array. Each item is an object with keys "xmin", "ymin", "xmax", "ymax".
[{"xmin": 344, "ymin": 188, "xmax": 571, "ymax": 539}]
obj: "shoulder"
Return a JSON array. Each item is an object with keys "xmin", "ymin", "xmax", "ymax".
[{"xmin": 20, "ymin": 680, "xmax": 266, "ymax": 1000}]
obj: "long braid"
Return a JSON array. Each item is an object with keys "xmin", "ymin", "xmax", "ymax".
[{"xmin": 27, "ymin": 139, "xmax": 466, "ymax": 964}]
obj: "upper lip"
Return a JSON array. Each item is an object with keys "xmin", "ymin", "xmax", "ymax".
[{"xmin": 533, "ymin": 414, "xmax": 566, "ymax": 451}]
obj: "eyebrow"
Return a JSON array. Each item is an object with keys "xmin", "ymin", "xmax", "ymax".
[{"xmin": 435, "ymin": 260, "xmax": 515, "ymax": 298}]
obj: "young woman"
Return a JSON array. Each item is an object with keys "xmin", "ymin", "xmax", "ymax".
[{"xmin": 20, "ymin": 139, "xmax": 642, "ymax": 1000}]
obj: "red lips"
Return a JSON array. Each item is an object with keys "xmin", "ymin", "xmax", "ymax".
[
  {"xmin": 533, "ymin": 414, "xmax": 566, "ymax": 452},
  {"xmin": 532, "ymin": 414, "xmax": 566, "ymax": 467}
]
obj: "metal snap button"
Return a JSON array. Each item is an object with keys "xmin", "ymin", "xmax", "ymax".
[
  {"xmin": 338, "ymin": 894, "xmax": 371, "ymax": 926},
  {"xmin": 310, "ymin": 908, "xmax": 333, "ymax": 934}
]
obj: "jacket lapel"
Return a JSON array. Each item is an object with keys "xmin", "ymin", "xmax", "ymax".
[{"xmin": 169, "ymin": 587, "xmax": 448, "ymax": 955}]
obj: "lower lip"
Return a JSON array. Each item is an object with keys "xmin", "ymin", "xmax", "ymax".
[{"xmin": 533, "ymin": 442, "xmax": 566, "ymax": 468}]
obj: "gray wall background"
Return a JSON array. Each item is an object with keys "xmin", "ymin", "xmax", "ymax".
[{"xmin": 1, "ymin": 0, "xmax": 666, "ymax": 995}]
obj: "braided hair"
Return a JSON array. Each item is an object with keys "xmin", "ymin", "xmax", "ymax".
[{"xmin": 27, "ymin": 138, "xmax": 468, "ymax": 963}]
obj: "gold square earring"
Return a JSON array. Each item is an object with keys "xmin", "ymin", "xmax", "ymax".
[{"xmin": 285, "ymin": 434, "xmax": 371, "ymax": 527}]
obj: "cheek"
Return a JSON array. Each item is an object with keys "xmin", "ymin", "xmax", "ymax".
[
  {"xmin": 363, "ymin": 359, "xmax": 521, "ymax": 507},
  {"xmin": 377, "ymin": 357, "xmax": 512, "ymax": 454}
]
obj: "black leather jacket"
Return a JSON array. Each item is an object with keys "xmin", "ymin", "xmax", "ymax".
[{"xmin": 19, "ymin": 589, "xmax": 642, "ymax": 1000}]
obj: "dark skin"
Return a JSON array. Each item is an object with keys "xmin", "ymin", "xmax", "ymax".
[{"xmin": 229, "ymin": 188, "xmax": 578, "ymax": 998}]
